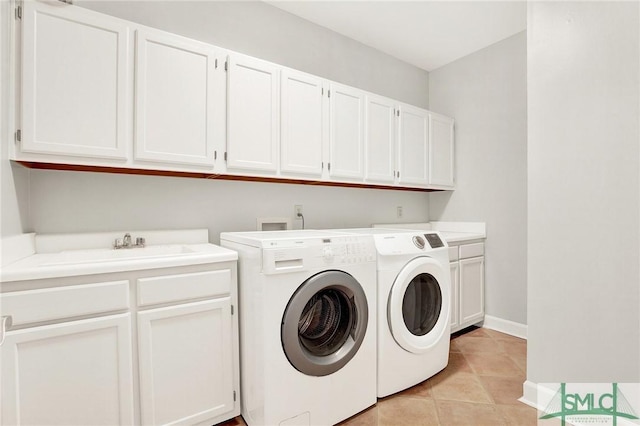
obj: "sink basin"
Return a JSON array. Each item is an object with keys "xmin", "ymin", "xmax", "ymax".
[{"xmin": 41, "ymin": 245, "xmax": 197, "ymax": 266}]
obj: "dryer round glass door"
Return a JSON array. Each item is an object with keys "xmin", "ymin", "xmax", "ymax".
[
  {"xmin": 388, "ymin": 257, "xmax": 450, "ymax": 354},
  {"xmin": 281, "ymin": 270, "xmax": 369, "ymax": 377}
]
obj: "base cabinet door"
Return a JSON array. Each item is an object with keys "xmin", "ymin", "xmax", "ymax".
[
  {"xmin": 137, "ymin": 299, "xmax": 235, "ymax": 426},
  {"xmin": 1, "ymin": 314, "xmax": 134, "ymax": 426},
  {"xmin": 449, "ymin": 261, "xmax": 460, "ymax": 332},
  {"xmin": 459, "ymin": 256, "xmax": 485, "ymax": 326}
]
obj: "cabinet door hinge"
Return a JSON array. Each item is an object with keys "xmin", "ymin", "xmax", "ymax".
[
  {"xmin": 215, "ymin": 58, "xmax": 218, "ymax": 69},
  {"xmin": 15, "ymin": 129, "xmax": 21, "ymax": 143},
  {"xmin": 224, "ymin": 61, "xmax": 228, "ymax": 72},
  {"xmin": 231, "ymin": 305, "xmax": 234, "ymax": 315},
  {"xmin": 214, "ymin": 150, "xmax": 217, "ymax": 160},
  {"xmin": 328, "ymin": 162, "xmax": 331, "ymax": 171},
  {"xmin": 397, "ymin": 110, "xmax": 400, "ymax": 117},
  {"xmin": 15, "ymin": 4, "xmax": 21, "ymax": 20},
  {"xmin": 233, "ymin": 391, "xmax": 237, "ymax": 402},
  {"xmin": 321, "ymin": 162, "xmax": 324, "ymax": 170},
  {"xmin": 224, "ymin": 152, "xmax": 227, "ymax": 162},
  {"xmin": 328, "ymin": 90, "xmax": 331, "ymax": 98}
]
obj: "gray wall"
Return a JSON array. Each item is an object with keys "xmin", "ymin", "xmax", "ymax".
[
  {"xmin": 528, "ymin": 2, "xmax": 639, "ymax": 382},
  {"xmin": 80, "ymin": 0, "xmax": 429, "ymax": 108},
  {"xmin": 14, "ymin": 1, "xmax": 432, "ymax": 240},
  {"xmin": 428, "ymin": 32, "xmax": 528, "ymax": 326}
]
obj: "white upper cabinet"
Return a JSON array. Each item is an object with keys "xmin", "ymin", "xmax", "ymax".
[
  {"xmin": 134, "ymin": 28, "xmax": 218, "ymax": 167},
  {"xmin": 397, "ymin": 104, "xmax": 429, "ymax": 186},
  {"xmin": 329, "ymin": 83, "xmax": 364, "ymax": 180},
  {"xmin": 280, "ymin": 69, "xmax": 325, "ymax": 177},
  {"xmin": 364, "ymin": 95, "xmax": 396, "ymax": 184},
  {"xmin": 21, "ymin": 1, "xmax": 130, "ymax": 160},
  {"xmin": 226, "ymin": 54, "xmax": 280, "ymax": 173},
  {"xmin": 429, "ymin": 113, "xmax": 455, "ymax": 188}
]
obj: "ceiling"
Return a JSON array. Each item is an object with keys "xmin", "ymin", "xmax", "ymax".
[{"xmin": 265, "ymin": 1, "xmax": 527, "ymax": 71}]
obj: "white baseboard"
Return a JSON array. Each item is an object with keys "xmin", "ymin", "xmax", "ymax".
[
  {"xmin": 519, "ymin": 380, "xmax": 541, "ymax": 409},
  {"xmin": 481, "ymin": 315, "xmax": 527, "ymax": 339}
]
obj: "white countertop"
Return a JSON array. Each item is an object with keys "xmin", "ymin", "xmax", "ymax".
[
  {"xmin": 372, "ymin": 222, "xmax": 486, "ymax": 244},
  {"xmin": 1, "ymin": 230, "xmax": 237, "ymax": 282}
]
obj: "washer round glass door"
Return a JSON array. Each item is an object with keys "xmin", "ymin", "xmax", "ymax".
[
  {"xmin": 388, "ymin": 257, "xmax": 450, "ymax": 354},
  {"xmin": 281, "ymin": 270, "xmax": 368, "ymax": 376}
]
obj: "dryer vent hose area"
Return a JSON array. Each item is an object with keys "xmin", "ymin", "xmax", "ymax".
[{"xmin": 298, "ymin": 290, "xmax": 353, "ymax": 357}]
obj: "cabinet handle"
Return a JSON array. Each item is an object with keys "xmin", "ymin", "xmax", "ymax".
[{"xmin": 0, "ymin": 316, "xmax": 13, "ymax": 346}]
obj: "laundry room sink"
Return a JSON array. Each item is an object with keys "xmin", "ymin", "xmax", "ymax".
[{"xmin": 41, "ymin": 245, "xmax": 197, "ymax": 266}]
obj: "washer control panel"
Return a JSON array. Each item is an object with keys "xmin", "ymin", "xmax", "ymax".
[{"xmin": 262, "ymin": 235, "xmax": 375, "ymax": 274}]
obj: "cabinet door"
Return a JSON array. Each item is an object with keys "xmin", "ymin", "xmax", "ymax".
[
  {"xmin": 1, "ymin": 314, "xmax": 134, "ymax": 426},
  {"xmin": 280, "ymin": 69, "xmax": 324, "ymax": 177},
  {"xmin": 21, "ymin": 1, "xmax": 129, "ymax": 160},
  {"xmin": 329, "ymin": 83, "xmax": 364, "ymax": 180},
  {"xmin": 397, "ymin": 104, "xmax": 429, "ymax": 186},
  {"xmin": 429, "ymin": 113, "xmax": 455, "ymax": 188},
  {"xmin": 138, "ymin": 298, "xmax": 235, "ymax": 426},
  {"xmin": 134, "ymin": 29, "xmax": 217, "ymax": 167},
  {"xmin": 227, "ymin": 55, "xmax": 279, "ymax": 173},
  {"xmin": 449, "ymin": 261, "xmax": 460, "ymax": 333},
  {"xmin": 365, "ymin": 95, "xmax": 396, "ymax": 184},
  {"xmin": 459, "ymin": 257, "xmax": 485, "ymax": 326}
]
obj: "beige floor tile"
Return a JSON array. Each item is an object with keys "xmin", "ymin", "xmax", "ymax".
[
  {"xmin": 478, "ymin": 375, "xmax": 525, "ymax": 405},
  {"xmin": 377, "ymin": 396, "xmax": 440, "ymax": 426},
  {"xmin": 397, "ymin": 378, "xmax": 433, "ymax": 398},
  {"xmin": 464, "ymin": 352, "xmax": 525, "ymax": 378},
  {"xmin": 454, "ymin": 336, "xmax": 506, "ymax": 354},
  {"xmin": 510, "ymin": 352, "xmax": 527, "ymax": 374},
  {"xmin": 496, "ymin": 403, "xmax": 540, "ymax": 426},
  {"xmin": 431, "ymin": 371, "xmax": 493, "ymax": 404},
  {"xmin": 501, "ymin": 338, "xmax": 527, "ymax": 358},
  {"xmin": 436, "ymin": 400, "xmax": 508, "ymax": 426},
  {"xmin": 338, "ymin": 404, "xmax": 378, "ymax": 426},
  {"xmin": 482, "ymin": 328, "xmax": 526, "ymax": 343}
]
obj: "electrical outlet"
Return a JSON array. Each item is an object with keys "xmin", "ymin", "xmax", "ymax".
[
  {"xmin": 397, "ymin": 206, "xmax": 403, "ymax": 218},
  {"xmin": 294, "ymin": 205, "xmax": 303, "ymax": 218}
]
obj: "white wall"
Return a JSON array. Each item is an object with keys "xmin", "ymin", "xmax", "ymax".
[
  {"xmin": 8, "ymin": 1, "xmax": 433, "ymax": 239},
  {"xmin": 528, "ymin": 2, "xmax": 639, "ymax": 382},
  {"xmin": 428, "ymin": 32, "xmax": 528, "ymax": 326}
]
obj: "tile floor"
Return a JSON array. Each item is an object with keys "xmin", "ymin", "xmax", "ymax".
[{"xmin": 222, "ymin": 326, "xmax": 537, "ymax": 426}]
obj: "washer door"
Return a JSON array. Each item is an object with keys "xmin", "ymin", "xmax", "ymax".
[
  {"xmin": 281, "ymin": 270, "xmax": 369, "ymax": 377},
  {"xmin": 388, "ymin": 257, "xmax": 449, "ymax": 354}
]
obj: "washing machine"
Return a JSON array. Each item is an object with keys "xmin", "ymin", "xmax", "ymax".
[
  {"xmin": 336, "ymin": 228, "xmax": 451, "ymax": 397},
  {"xmin": 220, "ymin": 230, "xmax": 377, "ymax": 426}
]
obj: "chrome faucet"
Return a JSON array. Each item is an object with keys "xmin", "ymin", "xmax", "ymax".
[{"xmin": 114, "ymin": 233, "xmax": 146, "ymax": 249}]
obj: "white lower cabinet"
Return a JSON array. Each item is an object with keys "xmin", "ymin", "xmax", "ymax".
[
  {"xmin": 449, "ymin": 241, "xmax": 485, "ymax": 333},
  {"xmin": 0, "ymin": 264, "xmax": 239, "ymax": 426},
  {"xmin": 138, "ymin": 299, "xmax": 235, "ymax": 426},
  {"xmin": 1, "ymin": 314, "xmax": 135, "ymax": 426}
]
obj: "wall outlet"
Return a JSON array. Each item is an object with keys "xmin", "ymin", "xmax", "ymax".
[
  {"xmin": 397, "ymin": 206, "xmax": 403, "ymax": 218},
  {"xmin": 294, "ymin": 204, "xmax": 303, "ymax": 218}
]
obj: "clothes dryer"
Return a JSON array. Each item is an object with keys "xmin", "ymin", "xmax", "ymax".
[
  {"xmin": 220, "ymin": 230, "xmax": 377, "ymax": 426},
  {"xmin": 336, "ymin": 228, "xmax": 451, "ymax": 397}
]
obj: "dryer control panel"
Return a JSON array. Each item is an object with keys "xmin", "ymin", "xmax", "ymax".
[{"xmin": 262, "ymin": 236, "xmax": 376, "ymax": 275}]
